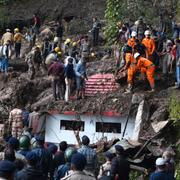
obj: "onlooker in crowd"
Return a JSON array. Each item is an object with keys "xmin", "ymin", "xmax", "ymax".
[{"xmin": 78, "ymin": 135, "xmax": 98, "ymax": 176}]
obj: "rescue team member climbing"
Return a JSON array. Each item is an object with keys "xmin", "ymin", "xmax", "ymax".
[
  {"xmin": 14, "ymin": 28, "xmax": 23, "ymax": 58},
  {"xmin": 134, "ymin": 52, "xmax": 155, "ymax": 92}
]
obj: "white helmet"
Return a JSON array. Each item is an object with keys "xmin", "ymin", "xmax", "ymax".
[
  {"xmin": 54, "ymin": 37, "xmax": 59, "ymax": 43},
  {"xmin": 156, "ymin": 158, "xmax": 166, "ymax": 166},
  {"xmin": 134, "ymin": 20, "xmax": 139, "ymax": 26},
  {"xmin": 144, "ymin": 30, "xmax": 151, "ymax": 36},
  {"xmin": 131, "ymin": 31, "xmax": 137, "ymax": 37},
  {"xmin": 134, "ymin": 52, "xmax": 140, "ymax": 59}
]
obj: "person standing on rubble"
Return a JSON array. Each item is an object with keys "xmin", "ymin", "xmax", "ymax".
[
  {"xmin": 80, "ymin": 35, "xmax": 91, "ymax": 63},
  {"xmin": 127, "ymin": 31, "xmax": 138, "ymax": 49},
  {"xmin": 110, "ymin": 145, "xmax": 130, "ymax": 180},
  {"xmin": 64, "ymin": 57, "xmax": 75, "ymax": 102},
  {"xmin": 8, "ymin": 104, "xmax": 23, "ymax": 139},
  {"xmin": 75, "ymin": 58, "xmax": 88, "ymax": 99},
  {"xmin": 56, "ymin": 21, "xmax": 64, "ymax": 45},
  {"xmin": 78, "ymin": 135, "xmax": 98, "ymax": 176},
  {"xmin": 25, "ymin": 46, "xmax": 43, "ymax": 79},
  {"xmin": 175, "ymin": 39, "xmax": 180, "ymax": 89},
  {"xmin": 48, "ymin": 59, "xmax": 65, "ymax": 101},
  {"xmin": 45, "ymin": 47, "xmax": 61, "ymax": 66},
  {"xmin": 28, "ymin": 106, "xmax": 40, "ymax": 136},
  {"xmin": 142, "ymin": 30, "xmax": 156, "ymax": 61},
  {"xmin": 90, "ymin": 17, "xmax": 101, "ymax": 46},
  {"xmin": 1, "ymin": 29, "xmax": 14, "ymax": 47},
  {"xmin": 14, "ymin": 28, "xmax": 23, "ymax": 58},
  {"xmin": 1, "ymin": 40, "xmax": 11, "ymax": 75},
  {"xmin": 33, "ymin": 13, "xmax": 41, "ymax": 36}
]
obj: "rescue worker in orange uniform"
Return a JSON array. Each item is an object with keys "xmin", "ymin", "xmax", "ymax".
[
  {"xmin": 127, "ymin": 31, "xmax": 137, "ymax": 49},
  {"xmin": 134, "ymin": 52, "xmax": 155, "ymax": 92},
  {"xmin": 122, "ymin": 45, "xmax": 137, "ymax": 93},
  {"xmin": 142, "ymin": 30, "xmax": 156, "ymax": 61}
]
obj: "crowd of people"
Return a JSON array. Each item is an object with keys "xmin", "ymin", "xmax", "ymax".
[
  {"xmin": 0, "ymin": 13, "xmax": 179, "ymax": 179},
  {"xmin": 115, "ymin": 17, "xmax": 180, "ymax": 92},
  {"xmin": 0, "ymin": 132, "xmax": 176, "ymax": 180}
]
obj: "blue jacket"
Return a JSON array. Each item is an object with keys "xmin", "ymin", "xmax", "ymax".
[
  {"xmin": 55, "ymin": 163, "xmax": 70, "ymax": 180},
  {"xmin": 65, "ymin": 63, "xmax": 75, "ymax": 79},
  {"xmin": 150, "ymin": 171, "xmax": 175, "ymax": 180},
  {"xmin": 75, "ymin": 62, "xmax": 87, "ymax": 78},
  {"xmin": 32, "ymin": 147, "xmax": 52, "ymax": 177}
]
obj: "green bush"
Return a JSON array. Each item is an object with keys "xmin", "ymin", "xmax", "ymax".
[{"xmin": 169, "ymin": 95, "xmax": 180, "ymax": 122}]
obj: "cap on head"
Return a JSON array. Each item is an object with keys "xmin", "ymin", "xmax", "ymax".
[
  {"xmin": 7, "ymin": 137, "xmax": 19, "ymax": 150},
  {"xmin": 71, "ymin": 153, "xmax": 86, "ymax": 171},
  {"xmin": 115, "ymin": 145, "xmax": 124, "ymax": 155},
  {"xmin": 48, "ymin": 144, "xmax": 58, "ymax": 154},
  {"xmin": 156, "ymin": 158, "xmax": 166, "ymax": 166},
  {"xmin": 134, "ymin": 52, "xmax": 140, "ymax": 59},
  {"xmin": 81, "ymin": 135, "xmax": 90, "ymax": 145},
  {"xmin": 131, "ymin": 31, "xmax": 137, "ymax": 37},
  {"xmin": 26, "ymin": 151, "xmax": 39, "ymax": 165},
  {"xmin": 144, "ymin": 30, "xmax": 151, "ymax": 36}
]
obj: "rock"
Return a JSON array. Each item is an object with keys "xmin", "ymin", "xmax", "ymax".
[{"xmin": 150, "ymin": 105, "xmax": 169, "ymax": 122}]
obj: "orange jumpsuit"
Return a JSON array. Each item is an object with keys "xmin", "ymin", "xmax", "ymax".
[
  {"xmin": 127, "ymin": 38, "xmax": 136, "ymax": 49},
  {"xmin": 142, "ymin": 37, "xmax": 155, "ymax": 61},
  {"xmin": 125, "ymin": 53, "xmax": 137, "ymax": 84},
  {"xmin": 137, "ymin": 57, "xmax": 155, "ymax": 89}
]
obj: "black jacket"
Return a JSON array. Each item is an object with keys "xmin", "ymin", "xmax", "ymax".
[
  {"xmin": 15, "ymin": 166, "xmax": 46, "ymax": 180},
  {"xmin": 110, "ymin": 155, "xmax": 130, "ymax": 180}
]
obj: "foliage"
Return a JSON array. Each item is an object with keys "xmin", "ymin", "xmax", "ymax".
[
  {"xmin": 104, "ymin": 0, "xmax": 122, "ymax": 45},
  {"xmin": 104, "ymin": 0, "xmax": 178, "ymax": 45},
  {"xmin": 169, "ymin": 95, "xmax": 180, "ymax": 123}
]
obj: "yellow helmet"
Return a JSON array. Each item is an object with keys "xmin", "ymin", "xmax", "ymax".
[
  {"xmin": 54, "ymin": 47, "xmax": 61, "ymax": 53},
  {"xmin": 57, "ymin": 52, "xmax": 62, "ymax": 56},
  {"xmin": 14, "ymin": 28, "xmax": 19, "ymax": 32},
  {"xmin": 65, "ymin": 38, "xmax": 71, "ymax": 45},
  {"xmin": 72, "ymin": 42, "xmax": 77, "ymax": 47}
]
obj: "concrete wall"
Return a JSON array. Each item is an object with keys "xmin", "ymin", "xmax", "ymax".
[{"xmin": 45, "ymin": 114, "xmax": 135, "ymax": 144}]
